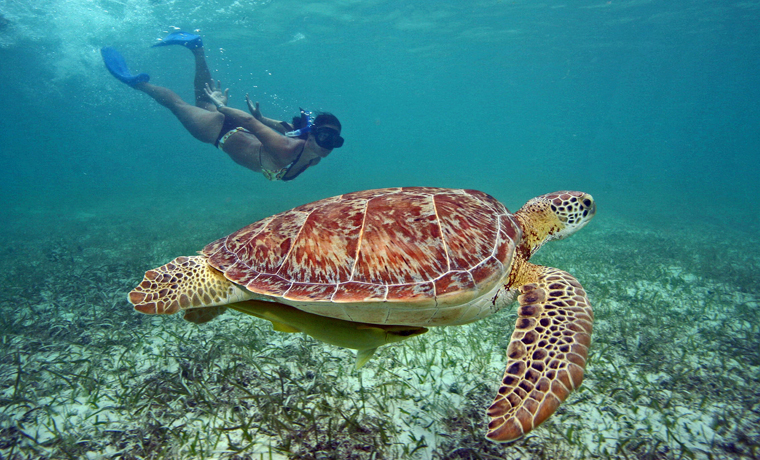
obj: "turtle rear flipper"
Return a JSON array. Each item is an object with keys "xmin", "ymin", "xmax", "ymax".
[
  {"xmin": 128, "ymin": 255, "xmax": 251, "ymax": 315},
  {"xmin": 486, "ymin": 266, "xmax": 593, "ymax": 442},
  {"xmin": 182, "ymin": 306, "xmax": 228, "ymax": 324}
]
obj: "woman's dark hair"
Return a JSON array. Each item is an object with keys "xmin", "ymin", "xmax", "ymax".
[
  {"xmin": 292, "ymin": 111, "xmax": 341, "ymax": 131},
  {"xmin": 291, "ymin": 114, "xmax": 305, "ymax": 129},
  {"xmin": 314, "ymin": 112, "xmax": 341, "ymax": 131}
]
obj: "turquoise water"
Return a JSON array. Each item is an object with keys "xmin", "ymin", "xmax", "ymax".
[{"xmin": 1, "ymin": 1, "xmax": 759, "ymax": 459}]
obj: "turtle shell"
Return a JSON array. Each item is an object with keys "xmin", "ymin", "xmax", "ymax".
[{"xmin": 202, "ymin": 187, "xmax": 522, "ymax": 326}]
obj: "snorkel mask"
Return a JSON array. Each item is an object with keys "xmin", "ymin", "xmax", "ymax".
[
  {"xmin": 285, "ymin": 108, "xmax": 315, "ymax": 138},
  {"xmin": 285, "ymin": 108, "xmax": 344, "ymax": 149},
  {"xmin": 312, "ymin": 126, "xmax": 344, "ymax": 149}
]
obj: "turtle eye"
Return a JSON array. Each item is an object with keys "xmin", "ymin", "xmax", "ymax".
[{"xmin": 582, "ymin": 199, "xmax": 592, "ymax": 208}]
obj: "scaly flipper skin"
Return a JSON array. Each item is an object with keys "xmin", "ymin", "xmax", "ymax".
[
  {"xmin": 486, "ymin": 266, "xmax": 593, "ymax": 442},
  {"xmin": 128, "ymin": 255, "xmax": 252, "ymax": 314}
]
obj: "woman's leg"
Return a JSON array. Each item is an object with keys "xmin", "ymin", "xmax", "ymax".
[
  {"xmin": 135, "ymin": 82, "xmax": 223, "ymax": 145},
  {"xmin": 191, "ymin": 48, "xmax": 225, "ymax": 111}
]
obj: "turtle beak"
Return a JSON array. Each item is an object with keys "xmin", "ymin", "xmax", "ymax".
[
  {"xmin": 564, "ymin": 192, "xmax": 595, "ymax": 235},
  {"xmin": 582, "ymin": 194, "xmax": 596, "ymax": 219},
  {"xmin": 544, "ymin": 191, "xmax": 596, "ymax": 241}
]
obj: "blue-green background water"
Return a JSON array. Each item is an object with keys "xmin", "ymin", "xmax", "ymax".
[
  {"xmin": 2, "ymin": 0, "xmax": 758, "ymax": 232},
  {"xmin": 1, "ymin": 1, "xmax": 760, "ymax": 458}
]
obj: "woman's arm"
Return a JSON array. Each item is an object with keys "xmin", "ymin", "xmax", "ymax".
[
  {"xmin": 204, "ymin": 84, "xmax": 295, "ymax": 156},
  {"xmin": 247, "ymin": 95, "xmax": 290, "ymax": 134},
  {"xmin": 221, "ymin": 106, "xmax": 293, "ymax": 153}
]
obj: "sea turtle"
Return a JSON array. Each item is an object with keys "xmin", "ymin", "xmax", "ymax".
[{"xmin": 129, "ymin": 187, "xmax": 595, "ymax": 442}]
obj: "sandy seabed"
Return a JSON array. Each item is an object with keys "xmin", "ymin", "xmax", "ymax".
[{"xmin": 1, "ymin": 197, "xmax": 758, "ymax": 460}]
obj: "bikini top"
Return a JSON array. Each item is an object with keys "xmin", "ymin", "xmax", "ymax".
[{"xmin": 260, "ymin": 143, "xmax": 310, "ymax": 182}]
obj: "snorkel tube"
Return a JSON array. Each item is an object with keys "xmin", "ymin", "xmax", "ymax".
[{"xmin": 285, "ymin": 108, "xmax": 315, "ymax": 138}]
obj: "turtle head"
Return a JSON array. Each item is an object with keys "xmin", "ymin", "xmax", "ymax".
[{"xmin": 515, "ymin": 191, "xmax": 596, "ymax": 256}]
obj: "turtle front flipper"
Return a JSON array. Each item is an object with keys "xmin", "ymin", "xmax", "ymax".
[
  {"xmin": 486, "ymin": 266, "xmax": 593, "ymax": 442},
  {"xmin": 128, "ymin": 255, "xmax": 252, "ymax": 315}
]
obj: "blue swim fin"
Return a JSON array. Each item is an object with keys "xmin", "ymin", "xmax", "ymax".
[
  {"xmin": 101, "ymin": 47, "xmax": 149, "ymax": 87},
  {"xmin": 151, "ymin": 31, "xmax": 203, "ymax": 49}
]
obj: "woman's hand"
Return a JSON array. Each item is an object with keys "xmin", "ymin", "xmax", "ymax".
[
  {"xmin": 204, "ymin": 81, "xmax": 229, "ymax": 108},
  {"xmin": 246, "ymin": 94, "xmax": 262, "ymax": 120}
]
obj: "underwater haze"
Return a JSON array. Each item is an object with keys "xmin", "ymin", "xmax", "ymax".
[{"xmin": 1, "ymin": 0, "xmax": 759, "ymax": 459}]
